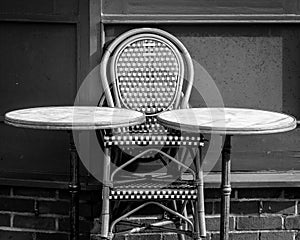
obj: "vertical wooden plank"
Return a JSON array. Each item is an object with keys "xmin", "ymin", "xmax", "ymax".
[
  {"xmin": 90, "ymin": 0, "xmax": 101, "ymax": 60},
  {"xmin": 74, "ymin": 0, "xmax": 102, "ymax": 107},
  {"xmin": 0, "ymin": 0, "xmax": 54, "ymax": 15},
  {"xmin": 282, "ymin": 26, "xmax": 300, "ymax": 119},
  {"xmin": 0, "ymin": 22, "xmax": 77, "ymax": 116},
  {"xmin": 0, "ymin": 0, "xmax": 88, "ymax": 182},
  {"xmin": 77, "ymin": 0, "xmax": 90, "ymax": 93},
  {"xmin": 0, "ymin": 0, "xmax": 79, "ymax": 17}
]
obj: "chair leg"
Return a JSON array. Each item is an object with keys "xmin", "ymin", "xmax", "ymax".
[
  {"xmin": 101, "ymin": 147, "xmax": 112, "ymax": 239},
  {"xmin": 171, "ymin": 200, "xmax": 186, "ymax": 240},
  {"xmin": 197, "ymin": 171, "xmax": 206, "ymax": 238},
  {"xmin": 193, "ymin": 202, "xmax": 202, "ymax": 240},
  {"xmin": 194, "ymin": 147, "xmax": 206, "ymax": 239},
  {"xmin": 177, "ymin": 204, "xmax": 188, "ymax": 240}
]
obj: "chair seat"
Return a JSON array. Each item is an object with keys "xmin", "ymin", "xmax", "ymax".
[
  {"xmin": 104, "ymin": 132, "xmax": 204, "ymax": 147},
  {"xmin": 103, "ymin": 117, "xmax": 204, "ymax": 146},
  {"xmin": 110, "ymin": 180, "xmax": 197, "ymax": 200}
]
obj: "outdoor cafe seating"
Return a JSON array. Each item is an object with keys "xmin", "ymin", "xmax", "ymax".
[{"xmin": 97, "ymin": 28, "xmax": 206, "ymax": 240}]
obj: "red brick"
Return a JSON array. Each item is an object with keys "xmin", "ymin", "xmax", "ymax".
[
  {"xmin": 13, "ymin": 187, "xmax": 56, "ymax": 198},
  {"xmin": 0, "ymin": 197, "xmax": 34, "ymax": 212},
  {"xmin": 162, "ymin": 233, "xmax": 210, "ymax": 240},
  {"xmin": 79, "ymin": 235, "xmax": 91, "ymax": 240},
  {"xmin": 56, "ymin": 202, "xmax": 96, "ymax": 218},
  {"xmin": 238, "ymin": 188, "xmax": 283, "ymax": 199},
  {"xmin": 205, "ymin": 189, "xmax": 235, "ymax": 199},
  {"xmin": 215, "ymin": 201, "xmax": 259, "ymax": 215},
  {"xmin": 36, "ymin": 232, "xmax": 69, "ymax": 240},
  {"xmin": 285, "ymin": 216, "xmax": 300, "ymax": 230},
  {"xmin": 91, "ymin": 234, "xmax": 125, "ymax": 240},
  {"xmin": 58, "ymin": 217, "xmax": 92, "ymax": 233},
  {"xmin": 261, "ymin": 201, "xmax": 295, "ymax": 215},
  {"xmin": 205, "ymin": 189, "xmax": 221, "ymax": 199},
  {"xmin": 237, "ymin": 216, "xmax": 282, "ymax": 230},
  {"xmin": 58, "ymin": 217, "xmax": 69, "ymax": 231},
  {"xmin": 231, "ymin": 201, "xmax": 260, "ymax": 215},
  {"xmin": 58, "ymin": 190, "xmax": 70, "ymax": 200},
  {"xmin": 260, "ymin": 231, "xmax": 295, "ymax": 240},
  {"xmin": 0, "ymin": 186, "xmax": 11, "ymax": 196},
  {"xmin": 211, "ymin": 232, "xmax": 258, "ymax": 240},
  {"xmin": 161, "ymin": 234, "xmax": 177, "ymax": 240},
  {"xmin": 38, "ymin": 200, "xmax": 69, "ymax": 215},
  {"xmin": 0, "ymin": 230, "xmax": 34, "ymax": 240},
  {"xmin": 51, "ymin": 200, "xmax": 96, "ymax": 218},
  {"xmin": 205, "ymin": 202, "xmax": 213, "ymax": 215},
  {"xmin": 79, "ymin": 202, "xmax": 93, "ymax": 218},
  {"xmin": 13, "ymin": 215, "xmax": 55, "ymax": 230},
  {"xmin": 206, "ymin": 216, "xmax": 234, "ymax": 231},
  {"xmin": 0, "ymin": 214, "xmax": 10, "ymax": 227},
  {"xmin": 91, "ymin": 202, "xmax": 101, "ymax": 218},
  {"xmin": 79, "ymin": 191, "xmax": 101, "ymax": 202},
  {"xmin": 127, "ymin": 233, "xmax": 161, "ymax": 240},
  {"xmin": 59, "ymin": 189, "xmax": 101, "ymax": 202}
]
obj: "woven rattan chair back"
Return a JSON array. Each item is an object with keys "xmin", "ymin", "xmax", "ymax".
[
  {"xmin": 112, "ymin": 34, "xmax": 184, "ymax": 115},
  {"xmin": 101, "ymin": 28, "xmax": 194, "ymax": 112}
]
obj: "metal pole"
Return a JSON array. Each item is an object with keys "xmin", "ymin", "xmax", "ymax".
[
  {"xmin": 220, "ymin": 135, "xmax": 232, "ymax": 240},
  {"xmin": 101, "ymin": 146, "xmax": 111, "ymax": 239},
  {"xmin": 69, "ymin": 131, "xmax": 80, "ymax": 240},
  {"xmin": 195, "ymin": 145, "xmax": 206, "ymax": 239}
]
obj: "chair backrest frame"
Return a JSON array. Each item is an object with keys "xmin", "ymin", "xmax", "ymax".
[{"xmin": 100, "ymin": 28, "xmax": 194, "ymax": 113}]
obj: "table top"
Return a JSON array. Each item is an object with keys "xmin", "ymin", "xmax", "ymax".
[
  {"xmin": 5, "ymin": 106, "xmax": 145, "ymax": 130},
  {"xmin": 157, "ymin": 108, "xmax": 297, "ymax": 135}
]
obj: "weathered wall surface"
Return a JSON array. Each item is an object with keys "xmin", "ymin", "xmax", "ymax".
[{"xmin": 0, "ymin": 0, "xmax": 299, "ymax": 182}]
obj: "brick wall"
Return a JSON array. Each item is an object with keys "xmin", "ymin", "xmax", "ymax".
[
  {"xmin": 204, "ymin": 188, "xmax": 300, "ymax": 240},
  {"xmin": 0, "ymin": 186, "xmax": 100, "ymax": 240},
  {"xmin": 0, "ymin": 186, "xmax": 299, "ymax": 240},
  {"xmin": 92, "ymin": 187, "xmax": 300, "ymax": 240}
]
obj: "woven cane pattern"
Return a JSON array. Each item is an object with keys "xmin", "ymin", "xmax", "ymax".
[
  {"xmin": 104, "ymin": 117, "xmax": 204, "ymax": 147},
  {"xmin": 116, "ymin": 38, "xmax": 180, "ymax": 115},
  {"xmin": 104, "ymin": 133, "xmax": 203, "ymax": 147},
  {"xmin": 110, "ymin": 181, "xmax": 197, "ymax": 200}
]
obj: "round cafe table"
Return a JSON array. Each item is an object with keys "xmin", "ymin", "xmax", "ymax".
[
  {"xmin": 5, "ymin": 106, "xmax": 145, "ymax": 240},
  {"xmin": 157, "ymin": 107, "xmax": 297, "ymax": 240}
]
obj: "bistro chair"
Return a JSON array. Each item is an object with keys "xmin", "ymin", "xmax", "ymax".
[{"xmin": 98, "ymin": 28, "xmax": 206, "ymax": 240}]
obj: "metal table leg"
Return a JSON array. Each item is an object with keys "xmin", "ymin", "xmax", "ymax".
[
  {"xmin": 69, "ymin": 131, "xmax": 80, "ymax": 240},
  {"xmin": 195, "ymin": 145, "xmax": 206, "ymax": 239},
  {"xmin": 101, "ymin": 147, "xmax": 111, "ymax": 239},
  {"xmin": 220, "ymin": 135, "xmax": 232, "ymax": 240}
]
